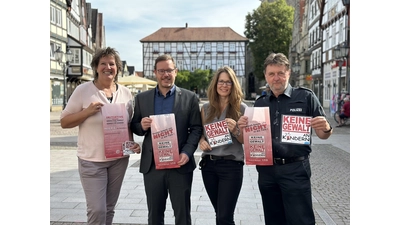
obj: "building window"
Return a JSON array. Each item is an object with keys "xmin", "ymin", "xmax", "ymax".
[
  {"xmin": 177, "ymin": 43, "xmax": 183, "ymax": 53},
  {"xmin": 50, "ymin": 42, "xmax": 61, "ymax": 59},
  {"xmin": 153, "ymin": 43, "xmax": 159, "ymax": 53},
  {"xmin": 325, "ymin": 30, "xmax": 329, "ymax": 50},
  {"xmin": 191, "ymin": 60, "xmax": 197, "ymax": 71},
  {"xmin": 229, "ymin": 43, "xmax": 235, "ymax": 52},
  {"xmin": 190, "ymin": 43, "xmax": 197, "ymax": 52},
  {"xmin": 317, "ymin": 51, "xmax": 321, "ymax": 67},
  {"xmin": 339, "ymin": 22, "xmax": 343, "ymax": 43},
  {"xmin": 177, "ymin": 60, "xmax": 183, "ymax": 70},
  {"xmin": 229, "ymin": 60, "xmax": 235, "ymax": 70},
  {"xmin": 50, "ymin": 6, "xmax": 62, "ymax": 26},
  {"xmin": 217, "ymin": 60, "xmax": 223, "ymax": 69},
  {"xmin": 52, "ymin": 81, "xmax": 63, "ymax": 105},
  {"xmin": 313, "ymin": 53, "xmax": 316, "ymax": 69},
  {"xmin": 217, "ymin": 43, "xmax": 223, "ymax": 52},
  {"xmin": 332, "ymin": 24, "xmax": 336, "ymax": 47},
  {"xmin": 205, "ymin": 43, "xmax": 211, "ymax": 52},
  {"xmin": 165, "ymin": 43, "xmax": 171, "ymax": 53},
  {"xmin": 205, "ymin": 60, "xmax": 211, "ymax": 70},
  {"xmin": 324, "ymin": 80, "xmax": 331, "ymax": 101},
  {"xmin": 70, "ymin": 48, "xmax": 80, "ymax": 64}
]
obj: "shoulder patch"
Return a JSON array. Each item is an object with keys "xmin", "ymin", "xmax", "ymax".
[
  {"xmin": 256, "ymin": 94, "xmax": 266, "ymax": 100},
  {"xmin": 297, "ymin": 86, "xmax": 313, "ymax": 92}
]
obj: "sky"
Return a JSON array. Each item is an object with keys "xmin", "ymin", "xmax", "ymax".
[{"xmin": 89, "ymin": 0, "xmax": 262, "ymax": 71}]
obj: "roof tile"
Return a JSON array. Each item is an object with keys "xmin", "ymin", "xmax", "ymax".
[{"xmin": 140, "ymin": 26, "xmax": 248, "ymax": 42}]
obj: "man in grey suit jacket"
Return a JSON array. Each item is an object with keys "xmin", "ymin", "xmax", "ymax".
[{"xmin": 130, "ymin": 54, "xmax": 203, "ymax": 225}]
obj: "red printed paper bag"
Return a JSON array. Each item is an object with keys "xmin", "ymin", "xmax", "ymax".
[
  {"xmin": 101, "ymin": 103, "xmax": 130, "ymax": 159},
  {"xmin": 243, "ymin": 107, "xmax": 273, "ymax": 165},
  {"xmin": 150, "ymin": 113, "xmax": 180, "ymax": 169}
]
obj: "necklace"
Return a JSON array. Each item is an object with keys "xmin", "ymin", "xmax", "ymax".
[{"xmin": 107, "ymin": 95, "xmax": 113, "ymax": 103}]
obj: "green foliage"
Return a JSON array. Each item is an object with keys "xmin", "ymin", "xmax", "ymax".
[
  {"xmin": 244, "ymin": 0, "xmax": 294, "ymax": 80},
  {"xmin": 175, "ymin": 70, "xmax": 191, "ymax": 87},
  {"xmin": 175, "ymin": 69, "xmax": 213, "ymax": 93}
]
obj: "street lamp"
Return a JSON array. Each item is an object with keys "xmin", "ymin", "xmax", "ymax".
[
  {"xmin": 292, "ymin": 62, "xmax": 300, "ymax": 73},
  {"xmin": 334, "ymin": 42, "xmax": 349, "ymax": 109},
  {"xmin": 55, "ymin": 47, "xmax": 72, "ymax": 109},
  {"xmin": 291, "ymin": 62, "xmax": 300, "ymax": 86}
]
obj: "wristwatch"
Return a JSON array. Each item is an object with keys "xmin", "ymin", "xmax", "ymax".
[{"xmin": 323, "ymin": 125, "xmax": 333, "ymax": 133}]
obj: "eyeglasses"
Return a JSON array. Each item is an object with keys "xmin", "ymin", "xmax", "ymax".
[
  {"xmin": 217, "ymin": 80, "xmax": 233, "ymax": 86},
  {"xmin": 157, "ymin": 68, "xmax": 176, "ymax": 74}
]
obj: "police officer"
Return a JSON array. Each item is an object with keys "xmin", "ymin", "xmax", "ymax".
[{"xmin": 237, "ymin": 53, "xmax": 332, "ymax": 225}]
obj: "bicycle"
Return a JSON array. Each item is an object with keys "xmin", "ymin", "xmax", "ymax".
[
  {"xmin": 333, "ymin": 110, "xmax": 350, "ymax": 126},
  {"xmin": 333, "ymin": 98, "xmax": 350, "ymax": 126}
]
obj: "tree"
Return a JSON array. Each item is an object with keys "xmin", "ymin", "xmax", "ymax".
[
  {"xmin": 244, "ymin": 0, "xmax": 294, "ymax": 80},
  {"xmin": 175, "ymin": 69, "xmax": 212, "ymax": 96},
  {"xmin": 175, "ymin": 70, "xmax": 191, "ymax": 88}
]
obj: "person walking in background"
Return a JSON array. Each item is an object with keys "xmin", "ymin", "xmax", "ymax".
[
  {"xmin": 336, "ymin": 96, "xmax": 350, "ymax": 127},
  {"xmin": 197, "ymin": 66, "xmax": 247, "ymax": 225},
  {"xmin": 237, "ymin": 53, "xmax": 332, "ymax": 225},
  {"xmin": 60, "ymin": 47, "xmax": 141, "ymax": 225},
  {"xmin": 130, "ymin": 54, "xmax": 203, "ymax": 225}
]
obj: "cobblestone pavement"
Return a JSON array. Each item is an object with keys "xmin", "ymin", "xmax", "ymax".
[{"xmin": 50, "ymin": 104, "xmax": 350, "ymax": 225}]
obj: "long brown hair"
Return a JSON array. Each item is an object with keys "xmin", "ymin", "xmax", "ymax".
[{"xmin": 205, "ymin": 66, "xmax": 243, "ymax": 123}]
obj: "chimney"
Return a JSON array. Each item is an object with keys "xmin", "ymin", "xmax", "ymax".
[{"xmin": 185, "ymin": 23, "xmax": 188, "ymax": 28}]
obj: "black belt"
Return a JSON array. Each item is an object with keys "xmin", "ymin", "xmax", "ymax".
[
  {"xmin": 203, "ymin": 155, "xmax": 235, "ymax": 161},
  {"xmin": 273, "ymin": 155, "xmax": 309, "ymax": 165}
]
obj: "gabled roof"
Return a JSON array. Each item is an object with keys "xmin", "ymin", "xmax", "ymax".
[{"xmin": 140, "ymin": 26, "xmax": 248, "ymax": 42}]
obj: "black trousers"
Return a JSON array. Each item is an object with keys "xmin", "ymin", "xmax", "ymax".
[
  {"xmin": 143, "ymin": 164, "xmax": 194, "ymax": 225},
  {"xmin": 200, "ymin": 158, "xmax": 244, "ymax": 225},
  {"xmin": 256, "ymin": 158, "xmax": 315, "ymax": 225}
]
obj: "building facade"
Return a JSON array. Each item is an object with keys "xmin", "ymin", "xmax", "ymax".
[
  {"xmin": 140, "ymin": 23, "xmax": 249, "ymax": 98},
  {"xmin": 320, "ymin": 0, "xmax": 349, "ymax": 108},
  {"xmin": 50, "ymin": 0, "xmax": 106, "ymax": 111},
  {"xmin": 290, "ymin": 0, "xmax": 350, "ymax": 109},
  {"xmin": 308, "ymin": 0, "xmax": 323, "ymax": 104},
  {"xmin": 50, "ymin": 0, "xmax": 70, "ymax": 111}
]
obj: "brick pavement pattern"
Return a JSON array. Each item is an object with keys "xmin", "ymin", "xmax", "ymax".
[{"xmin": 50, "ymin": 104, "xmax": 350, "ymax": 225}]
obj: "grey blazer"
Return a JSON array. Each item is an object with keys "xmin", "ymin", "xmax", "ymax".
[{"xmin": 130, "ymin": 86, "xmax": 203, "ymax": 174}]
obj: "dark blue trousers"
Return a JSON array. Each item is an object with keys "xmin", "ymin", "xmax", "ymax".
[
  {"xmin": 200, "ymin": 158, "xmax": 244, "ymax": 225},
  {"xmin": 256, "ymin": 159, "xmax": 315, "ymax": 225},
  {"xmin": 143, "ymin": 164, "xmax": 193, "ymax": 225}
]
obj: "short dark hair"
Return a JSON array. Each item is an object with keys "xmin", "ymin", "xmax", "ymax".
[
  {"xmin": 153, "ymin": 54, "xmax": 176, "ymax": 70},
  {"xmin": 263, "ymin": 53, "xmax": 290, "ymax": 73}
]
